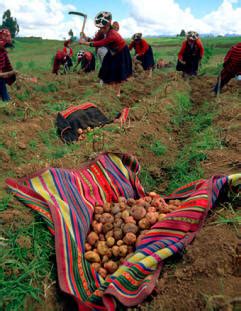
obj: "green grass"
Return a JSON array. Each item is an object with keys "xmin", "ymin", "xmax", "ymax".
[
  {"xmin": 166, "ymin": 93, "xmax": 222, "ymax": 193},
  {"xmin": 150, "ymin": 141, "xmax": 167, "ymax": 156},
  {"xmin": 0, "ymin": 220, "xmax": 55, "ymax": 311}
]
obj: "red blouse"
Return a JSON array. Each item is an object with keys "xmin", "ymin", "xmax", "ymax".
[
  {"xmin": 129, "ymin": 39, "xmax": 149, "ymax": 56},
  {"xmin": 63, "ymin": 47, "xmax": 73, "ymax": 57},
  {"xmin": 178, "ymin": 39, "xmax": 204, "ymax": 60},
  {"xmin": 91, "ymin": 29, "xmax": 126, "ymax": 53}
]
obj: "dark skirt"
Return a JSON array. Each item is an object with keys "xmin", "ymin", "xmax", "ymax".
[
  {"xmin": 137, "ymin": 46, "xmax": 155, "ymax": 70},
  {"xmin": 81, "ymin": 55, "xmax": 96, "ymax": 73},
  {"xmin": 176, "ymin": 55, "xmax": 200, "ymax": 75},
  {"xmin": 99, "ymin": 45, "xmax": 132, "ymax": 83}
]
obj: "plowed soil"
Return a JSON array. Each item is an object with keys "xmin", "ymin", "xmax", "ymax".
[{"xmin": 0, "ymin": 66, "xmax": 240, "ymax": 311}]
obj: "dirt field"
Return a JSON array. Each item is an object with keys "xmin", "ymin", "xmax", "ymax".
[{"xmin": 0, "ymin": 39, "xmax": 241, "ymax": 310}]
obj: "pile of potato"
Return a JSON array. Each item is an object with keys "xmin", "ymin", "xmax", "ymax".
[{"xmin": 85, "ymin": 192, "xmax": 181, "ymax": 279}]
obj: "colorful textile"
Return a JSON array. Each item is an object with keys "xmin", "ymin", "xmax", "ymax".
[
  {"xmin": 6, "ymin": 154, "xmax": 240, "ymax": 310},
  {"xmin": 0, "ymin": 49, "xmax": 15, "ymax": 85}
]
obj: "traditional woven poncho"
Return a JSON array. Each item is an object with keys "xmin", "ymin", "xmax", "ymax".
[{"xmin": 6, "ymin": 153, "xmax": 241, "ymax": 310}]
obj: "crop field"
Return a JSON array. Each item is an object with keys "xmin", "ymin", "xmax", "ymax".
[{"xmin": 0, "ymin": 36, "xmax": 240, "ymax": 311}]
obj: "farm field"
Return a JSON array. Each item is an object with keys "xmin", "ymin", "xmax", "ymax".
[{"xmin": 0, "ymin": 36, "xmax": 241, "ymax": 311}]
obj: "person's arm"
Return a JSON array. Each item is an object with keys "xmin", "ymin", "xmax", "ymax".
[
  {"xmin": 129, "ymin": 41, "xmax": 134, "ymax": 51},
  {"xmin": 0, "ymin": 70, "xmax": 16, "ymax": 78},
  {"xmin": 178, "ymin": 41, "xmax": 187, "ymax": 62}
]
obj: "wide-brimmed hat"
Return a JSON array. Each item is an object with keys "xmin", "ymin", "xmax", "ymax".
[
  {"xmin": 187, "ymin": 31, "xmax": 199, "ymax": 41},
  {"xmin": 132, "ymin": 33, "xmax": 142, "ymax": 40},
  {"xmin": 0, "ymin": 28, "xmax": 12, "ymax": 47},
  {"xmin": 95, "ymin": 11, "xmax": 112, "ymax": 28}
]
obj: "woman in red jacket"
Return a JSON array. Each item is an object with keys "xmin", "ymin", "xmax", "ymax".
[
  {"xmin": 79, "ymin": 11, "xmax": 132, "ymax": 97},
  {"xmin": 213, "ymin": 42, "xmax": 241, "ymax": 94},
  {"xmin": 63, "ymin": 39, "xmax": 73, "ymax": 70},
  {"xmin": 0, "ymin": 29, "xmax": 16, "ymax": 101},
  {"xmin": 129, "ymin": 33, "xmax": 155, "ymax": 78},
  {"xmin": 177, "ymin": 31, "xmax": 204, "ymax": 77}
]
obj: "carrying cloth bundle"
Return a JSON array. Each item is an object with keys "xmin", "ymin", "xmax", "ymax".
[
  {"xmin": 56, "ymin": 102, "xmax": 130, "ymax": 143},
  {"xmin": 5, "ymin": 153, "xmax": 241, "ymax": 310}
]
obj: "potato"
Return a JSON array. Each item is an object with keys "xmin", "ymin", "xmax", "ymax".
[
  {"xmin": 98, "ymin": 267, "xmax": 107, "ymax": 278},
  {"xmin": 92, "ymin": 221, "xmax": 103, "ymax": 234},
  {"xmin": 121, "ymin": 210, "xmax": 130, "ymax": 219},
  {"xmin": 127, "ymin": 198, "xmax": 136, "ymax": 206},
  {"xmin": 101, "ymin": 213, "xmax": 114, "ymax": 224},
  {"xmin": 105, "ymin": 230, "xmax": 114, "ymax": 238},
  {"xmin": 119, "ymin": 202, "xmax": 126, "ymax": 211},
  {"xmin": 91, "ymin": 263, "xmax": 101, "ymax": 271},
  {"xmin": 113, "ymin": 228, "xmax": 123, "ymax": 240},
  {"xmin": 138, "ymin": 218, "xmax": 151, "ymax": 229},
  {"xmin": 94, "ymin": 214, "xmax": 102, "ymax": 222},
  {"xmin": 95, "ymin": 206, "xmax": 104, "ymax": 214},
  {"xmin": 146, "ymin": 212, "xmax": 159, "ymax": 225},
  {"xmin": 116, "ymin": 240, "xmax": 124, "ymax": 246},
  {"xmin": 87, "ymin": 232, "xmax": 99, "ymax": 246},
  {"xmin": 112, "ymin": 245, "xmax": 120, "ymax": 257},
  {"xmin": 103, "ymin": 202, "xmax": 111, "ymax": 212},
  {"xmin": 85, "ymin": 251, "xmax": 101, "ymax": 263},
  {"xmin": 113, "ymin": 218, "xmax": 123, "ymax": 228},
  {"xmin": 97, "ymin": 241, "xmax": 109, "ymax": 256},
  {"xmin": 124, "ymin": 216, "xmax": 136, "ymax": 224},
  {"xmin": 85, "ymin": 243, "xmax": 92, "ymax": 251},
  {"xmin": 144, "ymin": 196, "xmax": 152, "ymax": 203},
  {"xmin": 104, "ymin": 261, "xmax": 118, "ymax": 274},
  {"xmin": 123, "ymin": 232, "xmax": 137, "ymax": 245},
  {"xmin": 103, "ymin": 223, "xmax": 113, "ymax": 233},
  {"xmin": 158, "ymin": 213, "xmax": 166, "ymax": 221},
  {"xmin": 112, "ymin": 204, "xmax": 121, "ymax": 215},
  {"xmin": 119, "ymin": 245, "xmax": 128, "ymax": 257},
  {"xmin": 99, "ymin": 234, "xmax": 105, "ymax": 241},
  {"xmin": 149, "ymin": 192, "xmax": 158, "ymax": 197},
  {"xmin": 147, "ymin": 206, "xmax": 157, "ymax": 213},
  {"xmin": 102, "ymin": 255, "xmax": 109, "ymax": 264},
  {"xmin": 123, "ymin": 223, "xmax": 138, "ymax": 234},
  {"xmin": 118, "ymin": 196, "xmax": 127, "ymax": 204},
  {"xmin": 106, "ymin": 237, "xmax": 115, "ymax": 247},
  {"xmin": 130, "ymin": 206, "xmax": 146, "ymax": 221}
]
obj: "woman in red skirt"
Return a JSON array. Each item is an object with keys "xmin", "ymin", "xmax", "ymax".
[{"xmin": 79, "ymin": 11, "xmax": 132, "ymax": 97}]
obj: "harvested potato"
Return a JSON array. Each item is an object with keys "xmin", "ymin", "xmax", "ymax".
[
  {"xmin": 85, "ymin": 251, "xmax": 101, "ymax": 263},
  {"xmin": 106, "ymin": 237, "xmax": 115, "ymax": 247},
  {"xmin": 104, "ymin": 261, "xmax": 118, "ymax": 273},
  {"xmin": 95, "ymin": 206, "xmax": 104, "ymax": 214},
  {"xmin": 130, "ymin": 206, "xmax": 146, "ymax": 221},
  {"xmin": 138, "ymin": 218, "xmax": 151, "ymax": 230},
  {"xmin": 119, "ymin": 245, "xmax": 128, "ymax": 257},
  {"xmin": 87, "ymin": 232, "xmax": 99, "ymax": 246},
  {"xmin": 123, "ymin": 223, "xmax": 138, "ymax": 234},
  {"xmin": 103, "ymin": 202, "xmax": 111, "ymax": 212},
  {"xmin": 112, "ymin": 245, "xmax": 120, "ymax": 257},
  {"xmin": 124, "ymin": 216, "xmax": 136, "ymax": 224},
  {"xmin": 146, "ymin": 212, "xmax": 159, "ymax": 225},
  {"xmin": 97, "ymin": 241, "xmax": 109, "ymax": 256},
  {"xmin": 101, "ymin": 213, "xmax": 114, "ymax": 224},
  {"xmin": 123, "ymin": 232, "xmax": 137, "ymax": 245},
  {"xmin": 91, "ymin": 263, "xmax": 101, "ymax": 271},
  {"xmin": 103, "ymin": 223, "xmax": 113, "ymax": 233},
  {"xmin": 113, "ymin": 228, "xmax": 123, "ymax": 240},
  {"xmin": 105, "ymin": 230, "xmax": 114, "ymax": 238},
  {"xmin": 121, "ymin": 210, "xmax": 130, "ymax": 219},
  {"xmin": 116, "ymin": 240, "xmax": 124, "ymax": 246},
  {"xmin": 98, "ymin": 268, "xmax": 107, "ymax": 278},
  {"xmin": 85, "ymin": 243, "xmax": 92, "ymax": 251}
]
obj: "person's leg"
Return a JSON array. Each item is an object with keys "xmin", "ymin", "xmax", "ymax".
[
  {"xmin": 213, "ymin": 68, "xmax": 234, "ymax": 94},
  {"xmin": 0, "ymin": 78, "xmax": 10, "ymax": 101}
]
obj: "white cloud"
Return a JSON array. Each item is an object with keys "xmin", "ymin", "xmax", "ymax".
[
  {"xmin": 0, "ymin": 0, "xmax": 96, "ymax": 39},
  {"xmin": 120, "ymin": 0, "xmax": 241, "ymax": 37},
  {"xmin": 0, "ymin": 0, "xmax": 240, "ymax": 39}
]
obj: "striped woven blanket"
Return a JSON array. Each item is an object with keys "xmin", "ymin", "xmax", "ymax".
[{"xmin": 5, "ymin": 153, "xmax": 240, "ymax": 311}]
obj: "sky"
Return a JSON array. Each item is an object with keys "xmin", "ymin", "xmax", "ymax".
[{"xmin": 0, "ymin": 0, "xmax": 240, "ymax": 39}]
